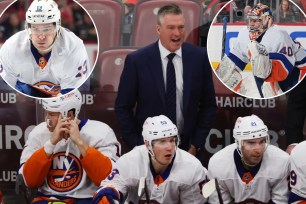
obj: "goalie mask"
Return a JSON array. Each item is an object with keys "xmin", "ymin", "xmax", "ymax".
[
  {"xmin": 42, "ymin": 90, "xmax": 82, "ymax": 119},
  {"xmin": 247, "ymin": 4, "xmax": 273, "ymax": 40},
  {"xmin": 142, "ymin": 115, "xmax": 179, "ymax": 158},
  {"xmin": 233, "ymin": 114, "xmax": 270, "ymax": 155}
]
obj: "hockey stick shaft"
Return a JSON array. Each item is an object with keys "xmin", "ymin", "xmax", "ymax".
[
  {"xmin": 221, "ymin": 16, "xmax": 227, "ymax": 58},
  {"xmin": 215, "ymin": 179, "xmax": 224, "ymax": 204},
  {"xmin": 144, "ymin": 179, "xmax": 150, "ymax": 203}
]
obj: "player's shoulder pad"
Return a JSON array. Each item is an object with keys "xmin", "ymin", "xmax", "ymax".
[{"xmin": 290, "ymin": 141, "xmax": 306, "ymax": 167}]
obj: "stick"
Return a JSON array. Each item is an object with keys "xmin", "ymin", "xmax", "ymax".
[
  {"xmin": 202, "ymin": 178, "xmax": 224, "ymax": 204},
  {"xmin": 138, "ymin": 177, "xmax": 150, "ymax": 203},
  {"xmin": 221, "ymin": 16, "xmax": 228, "ymax": 58},
  {"xmin": 202, "ymin": 179, "xmax": 216, "ymax": 198},
  {"xmin": 215, "ymin": 179, "xmax": 224, "ymax": 204}
]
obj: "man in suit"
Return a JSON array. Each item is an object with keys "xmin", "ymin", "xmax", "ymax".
[{"xmin": 115, "ymin": 4, "xmax": 217, "ymax": 163}]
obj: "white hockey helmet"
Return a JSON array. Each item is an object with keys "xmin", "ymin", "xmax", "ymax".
[
  {"xmin": 247, "ymin": 3, "xmax": 273, "ymax": 39},
  {"xmin": 142, "ymin": 115, "xmax": 179, "ymax": 148},
  {"xmin": 42, "ymin": 90, "xmax": 82, "ymax": 119},
  {"xmin": 26, "ymin": 0, "xmax": 61, "ymax": 30},
  {"xmin": 233, "ymin": 114, "xmax": 269, "ymax": 151}
]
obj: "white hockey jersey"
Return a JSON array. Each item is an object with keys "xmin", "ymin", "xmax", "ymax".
[
  {"xmin": 228, "ymin": 26, "xmax": 306, "ymax": 94},
  {"xmin": 207, "ymin": 143, "xmax": 290, "ymax": 204},
  {"xmin": 0, "ymin": 27, "xmax": 90, "ymax": 97},
  {"xmin": 289, "ymin": 141, "xmax": 306, "ymax": 203},
  {"xmin": 19, "ymin": 119, "xmax": 120, "ymax": 199},
  {"xmin": 100, "ymin": 145, "xmax": 207, "ymax": 204}
]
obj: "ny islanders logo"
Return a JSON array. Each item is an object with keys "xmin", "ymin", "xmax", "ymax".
[
  {"xmin": 33, "ymin": 81, "xmax": 61, "ymax": 96},
  {"xmin": 47, "ymin": 153, "xmax": 83, "ymax": 192}
]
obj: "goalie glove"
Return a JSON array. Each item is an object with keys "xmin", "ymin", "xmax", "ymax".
[
  {"xmin": 216, "ymin": 55, "xmax": 242, "ymax": 90},
  {"xmin": 92, "ymin": 186, "xmax": 122, "ymax": 204},
  {"xmin": 248, "ymin": 41, "xmax": 272, "ymax": 79}
]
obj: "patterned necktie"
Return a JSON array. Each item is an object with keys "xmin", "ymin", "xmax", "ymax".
[{"xmin": 166, "ymin": 53, "xmax": 176, "ymax": 124}]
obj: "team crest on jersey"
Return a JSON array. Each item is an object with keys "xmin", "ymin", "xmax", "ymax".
[
  {"xmin": 47, "ymin": 152, "xmax": 83, "ymax": 192},
  {"xmin": 33, "ymin": 81, "xmax": 61, "ymax": 96},
  {"xmin": 241, "ymin": 172, "xmax": 253, "ymax": 184}
]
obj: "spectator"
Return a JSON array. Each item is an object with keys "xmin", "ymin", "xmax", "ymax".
[
  {"xmin": 122, "ymin": 0, "xmax": 139, "ymax": 45},
  {"xmin": 75, "ymin": 12, "xmax": 97, "ymax": 42},
  {"xmin": 115, "ymin": 3, "xmax": 217, "ymax": 166},
  {"xmin": 4, "ymin": 12, "xmax": 23, "ymax": 39},
  {"xmin": 279, "ymin": 0, "xmax": 295, "ymax": 22}
]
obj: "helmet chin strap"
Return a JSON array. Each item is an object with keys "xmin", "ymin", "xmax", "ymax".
[
  {"xmin": 236, "ymin": 148, "xmax": 258, "ymax": 167},
  {"xmin": 148, "ymin": 144, "xmax": 176, "ymax": 167},
  {"xmin": 241, "ymin": 157, "xmax": 258, "ymax": 167},
  {"xmin": 46, "ymin": 119, "xmax": 52, "ymax": 128},
  {"xmin": 148, "ymin": 145, "xmax": 167, "ymax": 166}
]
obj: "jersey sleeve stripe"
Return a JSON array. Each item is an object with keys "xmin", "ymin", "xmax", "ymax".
[
  {"xmin": 265, "ymin": 60, "xmax": 289, "ymax": 82},
  {"xmin": 289, "ymin": 191, "xmax": 306, "ymax": 203},
  {"xmin": 295, "ymin": 56, "xmax": 306, "ymax": 68},
  {"xmin": 228, "ymin": 52, "xmax": 247, "ymax": 71},
  {"xmin": 269, "ymin": 53, "xmax": 294, "ymax": 73}
]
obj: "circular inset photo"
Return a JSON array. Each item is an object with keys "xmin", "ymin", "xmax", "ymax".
[
  {"xmin": 0, "ymin": 0, "xmax": 98, "ymax": 98},
  {"xmin": 207, "ymin": 0, "xmax": 306, "ymax": 99}
]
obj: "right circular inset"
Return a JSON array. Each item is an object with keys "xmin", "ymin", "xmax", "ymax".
[{"xmin": 207, "ymin": 0, "xmax": 306, "ymax": 99}]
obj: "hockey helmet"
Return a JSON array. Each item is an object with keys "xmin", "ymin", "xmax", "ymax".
[
  {"xmin": 233, "ymin": 114, "xmax": 269, "ymax": 151},
  {"xmin": 142, "ymin": 115, "xmax": 179, "ymax": 147},
  {"xmin": 26, "ymin": 0, "xmax": 61, "ymax": 31},
  {"xmin": 42, "ymin": 90, "xmax": 82, "ymax": 119},
  {"xmin": 247, "ymin": 4, "xmax": 273, "ymax": 37}
]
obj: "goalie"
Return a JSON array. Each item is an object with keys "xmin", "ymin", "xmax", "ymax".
[{"xmin": 216, "ymin": 3, "xmax": 306, "ymax": 98}]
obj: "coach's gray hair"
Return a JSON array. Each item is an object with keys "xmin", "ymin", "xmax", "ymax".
[{"xmin": 157, "ymin": 4, "xmax": 183, "ymax": 25}]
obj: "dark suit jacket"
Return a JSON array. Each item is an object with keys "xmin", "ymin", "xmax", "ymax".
[{"xmin": 115, "ymin": 41, "xmax": 217, "ymax": 150}]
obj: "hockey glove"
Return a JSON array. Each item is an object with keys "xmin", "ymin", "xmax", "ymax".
[
  {"xmin": 92, "ymin": 186, "xmax": 122, "ymax": 204},
  {"xmin": 248, "ymin": 41, "xmax": 272, "ymax": 79}
]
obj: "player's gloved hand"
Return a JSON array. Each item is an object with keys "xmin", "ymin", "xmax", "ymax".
[
  {"xmin": 92, "ymin": 186, "xmax": 122, "ymax": 204},
  {"xmin": 248, "ymin": 41, "xmax": 272, "ymax": 79}
]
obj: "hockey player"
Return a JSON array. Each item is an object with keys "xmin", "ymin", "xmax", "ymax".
[
  {"xmin": 19, "ymin": 89, "xmax": 120, "ymax": 203},
  {"xmin": 207, "ymin": 115, "xmax": 290, "ymax": 203},
  {"xmin": 92, "ymin": 115, "xmax": 208, "ymax": 204},
  {"xmin": 0, "ymin": 0, "xmax": 90, "ymax": 98},
  {"xmin": 216, "ymin": 3, "xmax": 306, "ymax": 98},
  {"xmin": 289, "ymin": 141, "xmax": 306, "ymax": 203}
]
